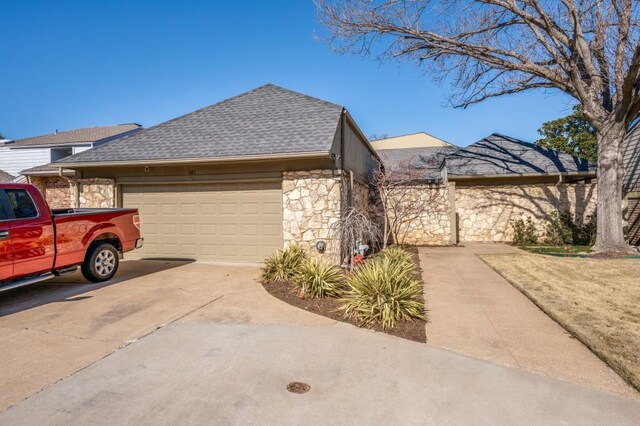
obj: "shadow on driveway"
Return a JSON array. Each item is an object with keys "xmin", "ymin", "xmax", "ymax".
[{"xmin": 0, "ymin": 259, "xmax": 195, "ymax": 317}]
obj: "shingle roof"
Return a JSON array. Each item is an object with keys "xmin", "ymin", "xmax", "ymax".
[
  {"xmin": 21, "ymin": 163, "xmax": 74, "ymax": 176},
  {"xmin": 58, "ymin": 84, "xmax": 344, "ymax": 165},
  {"xmin": 11, "ymin": 124, "xmax": 141, "ymax": 147},
  {"xmin": 445, "ymin": 133, "xmax": 595, "ymax": 176},
  {"xmin": 0, "ymin": 169, "xmax": 15, "ymax": 182},
  {"xmin": 378, "ymin": 147, "xmax": 458, "ymax": 181}
]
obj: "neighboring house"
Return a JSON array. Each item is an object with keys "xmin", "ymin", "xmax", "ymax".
[
  {"xmin": 0, "ymin": 169, "xmax": 15, "ymax": 183},
  {"xmin": 370, "ymin": 132, "xmax": 452, "ymax": 151},
  {"xmin": 377, "ymin": 133, "xmax": 597, "ymax": 245},
  {"xmin": 56, "ymin": 84, "xmax": 377, "ymax": 264},
  {"xmin": 623, "ymin": 123, "xmax": 640, "ymax": 245},
  {"xmin": 2, "ymin": 124, "xmax": 142, "ymax": 208}
]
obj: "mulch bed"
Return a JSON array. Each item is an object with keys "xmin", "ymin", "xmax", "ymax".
[{"xmin": 261, "ymin": 246, "xmax": 427, "ymax": 343}]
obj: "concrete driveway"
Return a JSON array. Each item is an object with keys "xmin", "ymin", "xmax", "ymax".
[
  {"xmin": 1, "ymin": 259, "xmax": 639, "ymax": 424},
  {"xmin": 0, "ymin": 260, "xmax": 331, "ymax": 412}
]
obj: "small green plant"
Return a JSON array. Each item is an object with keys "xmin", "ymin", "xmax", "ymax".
[
  {"xmin": 261, "ymin": 245, "xmax": 309, "ymax": 283},
  {"xmin": 544, "ymin": 210, "xmax": 596, "ymax": 246},
  {"xmin": 511, "ymin": 217, "xmax": 539, "ymax": 245},
  {"xmin": 380, "ymin": 246, "xmax": 413, "ymax": 268},
  {"xmin": 339, "ymin": 256, "xmax": 424, "ymax": 330},
  {"xmin": 544, "ymin": 211, "xmax": 574, "ymax": 245},
  {"xmin": 292, "ymin": 258, "xmax": 344, "ymax": 298}
]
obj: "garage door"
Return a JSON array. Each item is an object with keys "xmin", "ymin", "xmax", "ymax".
[{"xmin": 122, "ymin": 182, "xmax": 283, "ymax": 262}]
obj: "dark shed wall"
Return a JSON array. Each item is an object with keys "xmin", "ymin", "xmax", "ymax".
[
  {"xmin": 624, "ymin": 124, "xmax": 640, "ymax": 194},
  {"xmin": 331, "ymin": 116, "xmax": 378, "ymax": 181}
]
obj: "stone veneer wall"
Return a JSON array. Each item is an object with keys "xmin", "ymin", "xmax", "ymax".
[
  {"xmin": 78, "ymin": 178, "xmax": 115, "ymax": 208},
  {"xmin": 28, "ymin": 176, "xmax": 73, "ymax": 209},
  {"xmin": 386, "ymin": 184, "xmax": 451, "ymax": 245},
  {"xmin": 282, "ymin": 170, "xmax": 342, "ymax": 261},
  {"xmin": 455, "ymin": 183, "xmax": 597, "ymax": 242}
]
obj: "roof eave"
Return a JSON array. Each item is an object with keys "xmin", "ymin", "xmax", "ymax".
[
  {"xmin": 55, "ymin": 150, "xmax": 332, "ymax": 168},
  {"xmin": 10, "ymin": 142, "xmax": 93, "ymax": 149},
  {"xmin": 22, "ymin": 169, "xmax": 75, "ymax": 176},
  {"xmin": 447, "ymin": 170, "xmax": 597, "ymax": 180}
]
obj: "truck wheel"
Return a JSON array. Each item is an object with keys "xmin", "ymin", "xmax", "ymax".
[{"xmin": 82, "ymin": 243, "xmax": 119, "ymax": 282}]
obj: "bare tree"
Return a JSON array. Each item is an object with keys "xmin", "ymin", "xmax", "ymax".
[
  {"xmin": 329, "ymin": 207, "xmax": 381, "ymax": 269},
  {"xmin": 373, "ymin": 158, "xmax": 442, "ymax": 247},
  {"xmin": 317, "ymin": 0, "xmax": 640, "ymax": 253}
]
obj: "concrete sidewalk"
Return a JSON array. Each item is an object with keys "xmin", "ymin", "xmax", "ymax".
[
  {"xmin": 420, "ymin": 243, "xmax": 638, "ymax": 399},
  {"xmin": 1, "ymin": 322, "xmax": 639, "ymax": 425}
]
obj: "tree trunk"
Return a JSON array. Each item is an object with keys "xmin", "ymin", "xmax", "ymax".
[{"xmin": 592, "ymin": 122, "xmax": 630, "ymax": 253}]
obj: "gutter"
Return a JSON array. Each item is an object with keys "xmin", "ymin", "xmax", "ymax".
[
  {"xmin": 447, "ymin": 171, "xmax": 597, "ymax": 180},
  {"xmin": 54, "ymin": 150, "xmax": 331, "ymax": 168},
  {"xmin": 22, "ymin": 169, "xmax": 75, "ymax": 177}
]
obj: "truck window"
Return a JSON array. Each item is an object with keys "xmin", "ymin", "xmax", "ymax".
[
  {"xmin": 0, "ymin": 201, "xmax": 8, "ymax": 221},
  {"xmin": 5, "ymin": 189, "xmax": 38, "ymax": 219}
]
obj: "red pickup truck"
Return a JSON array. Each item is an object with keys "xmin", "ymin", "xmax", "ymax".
[{"xmin": 0, "ymin": 183, "xmax": 143, "ymax": 292}]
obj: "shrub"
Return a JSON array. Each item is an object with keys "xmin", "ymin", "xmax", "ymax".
[
  {"xmin": 544, "ymin": 210, "xmax": 596, "ymax": 246},
  {"xmin": 261, "ymin": 245, "xmax": 308, "ymax": 283},
  {"xmin": 292, "ymin": 259, "xmax": 344, "ymax": 298},
  {"xmin": 511, "ymin": 217, "xmax": 539, "ymax": 245},
  {"xmin": 339, "ymin": 256, "xmax": 424, "ymax": 330},
  {"xmin": 380, "ymin": 246, "xmax": 413, "ymax": 268},
  {"xmin": 544, "ymin": 211, "xmax": 574, "ymax": 245}
]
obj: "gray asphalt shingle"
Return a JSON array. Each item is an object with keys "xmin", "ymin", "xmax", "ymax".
[
  {"xmin": 377, "ymin": 147, "xmax": 457, "ymax": 181},
  {"xmin": 11, "ymin": 124, "xmax": 141, "ymax": 147},
  {"xmin": 57, "ymin": 84, "xmax": 344, "ymax": 165},
  {"xmin": 0, "ymin": 169, "xmax": 15, "ymax": 182},
  {"xmin": 445, "ymin": 133, "xmax": 595, "ymax": 176}
]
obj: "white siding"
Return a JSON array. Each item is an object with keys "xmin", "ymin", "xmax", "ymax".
[
  {"xmin": 0, "ymin": 146, "xmax": 51, "ymax": 176},
  {"xmin": 73, "ymin": 145, "xmax": 92, "ymax": 155}
]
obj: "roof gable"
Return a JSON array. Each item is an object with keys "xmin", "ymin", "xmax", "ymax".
[
  {"xmin": 58, "ymin": 84, "xmax": 344, "ymax": 165},
  {"xmin": 445, "ymin": 133, "xmax": 595, "ymax": 176}
]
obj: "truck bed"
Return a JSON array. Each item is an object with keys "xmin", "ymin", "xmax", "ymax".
[{"xmin": 52, "ymin": 208, "xmax": 141, "ymax": 270}]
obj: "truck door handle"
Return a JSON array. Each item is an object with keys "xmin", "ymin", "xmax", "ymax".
[{"xmin": 0, "ymin": 230, "xmax": 9, "ymax": 240}]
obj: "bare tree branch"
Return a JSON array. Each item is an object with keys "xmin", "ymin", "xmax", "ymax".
[{"xmin": 317, "ymin": 0, "xmax": 640, "ymax": 253}]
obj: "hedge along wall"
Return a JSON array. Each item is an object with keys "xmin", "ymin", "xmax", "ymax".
[{"xmin": 454, "ymin": 182, "xmax": 597, "ymax": 242}]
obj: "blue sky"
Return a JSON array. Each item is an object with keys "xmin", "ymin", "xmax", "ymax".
[{"xmin": 1, "ymin": 1, "xmax": 576, "ymax": 146}]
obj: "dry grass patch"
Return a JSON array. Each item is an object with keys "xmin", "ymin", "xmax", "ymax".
[{"xmin": 480, "ymin": 253, "xmax": 640, "ymax": 392}]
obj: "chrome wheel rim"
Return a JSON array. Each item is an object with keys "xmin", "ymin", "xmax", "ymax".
[{"xmin": 95, "ymin": 250, "xmax": 116, "ymax": 277}]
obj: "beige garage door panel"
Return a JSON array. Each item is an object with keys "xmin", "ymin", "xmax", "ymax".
[{"xmin": 123, "ymin": 182, "xmax": 283, "ymax": 262}]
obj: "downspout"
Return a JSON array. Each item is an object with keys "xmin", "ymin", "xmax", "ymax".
[
  {"xmin": 59, "ymin": 168, "xmax": 80, "ymax": 208},
  {"xmin": 556, "ymin": 173, "xmax": 564, "ymax": 187}
]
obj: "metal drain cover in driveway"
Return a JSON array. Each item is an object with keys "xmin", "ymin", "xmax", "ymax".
[{"xmin": 287, "ymin": 382, "xmax": 310, "ymax": 394}]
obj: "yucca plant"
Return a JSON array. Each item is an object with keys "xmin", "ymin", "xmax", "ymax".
[
  {"xmin": 261, "ymin": 245, "xmax": 309, "ymax": 284},
  {"xmin": 339, "ymin": 256, "xmax": 424, "ymax": 330},
  {"xmin": 381, "ymin": 246, "xmax": 414, "ymax": 269},
  {"xmin": 293, "ymin": 258, "xmax": 344, "ymax": 298}
]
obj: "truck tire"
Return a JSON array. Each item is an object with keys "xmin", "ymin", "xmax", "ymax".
[{"xmin": 82, "ymin": 243, "xmax": 119, "ymax": 282}]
